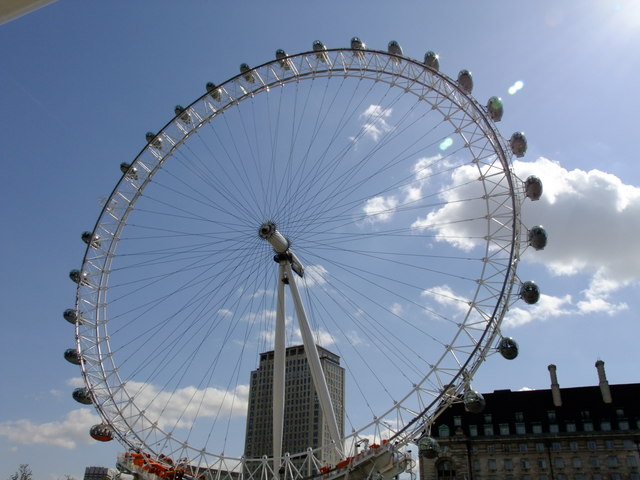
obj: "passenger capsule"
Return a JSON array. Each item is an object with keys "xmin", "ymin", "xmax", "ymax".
[
  {"xmin": 388, "ymin": 40, "xmax": 403, "ymax": 57},
  {"xmin": 63, "ymin": 308, "xmax": 77, "ymax": 324},
  {"xmin": 275, "ymin": 49, "xmax": 291, "ymax": 70},
  {"xmin": 69, "ymin": 269, "xmax": 88, "ymax": 285},
  {"xmin": 423, "ymin": 51, "xmax": 440, "ymax": 71},
  {"xmin": 509, "ymin": 132, "xmax": 527, "ymax": 157},
  {"xmin": 487, "ymin": 96, "xmax": 504, "ymax": 122},
  {"xmin": 64, "ymin": 348, "xmax": 81, "ymax": 365},
  {"xmin": 520, "ymin": 281, "xmax": 540, "ymax": 305},
  {"xmin": 463, "ymin": 390, "xmax": 486, "ymax": 413},
  {"xmin": 240, "ymin": 63, "xmax": 255, "ymax": 83},
  {"xmin": 528, "ymin": 225, "xmax": 548, "ymax": 250},
  {"xmin": 417, "ymin": 435, "xmax": 440, "ymax": 459},
  {"xmin": 72, "ymin": 387, "xmax": 93, "ymax": 405},
  {"xmin": 206, "ymin": 82, "xmax": 221, "ymax": 102},
  {"xmin": 81, "ymin": 231, "xmax": 101, "ymax": 248},
  {"xmin": 498, "ymin": 337, "xmax": 519, "ymax": 360},
  {"xmin": 174, "ymin": 105, "xmax": 191, "ymax": 124},
  {"xmin": 90, "ymin": 424, "xmax": 114, "ymax": 442},
  {"xmin": 457, "ymin": 70, "xmax": 473, "ymax": 94},
  {"xmin": 312, "ymin": 40, "xmax": 328, "ymax": 62},
  {"xmin": 119, "ymin": 162, "xmax": 138, "ymax": 180},
  {"xmin": 524, "ymin": 175, "xmax": 543, "ymax": 201},
  {"xmin": 350, "ymin": 36, "xmax": 365, "ymax": 50},
  {"xmin": 145, "ymin": 132, "xmax": 163, "ymax": 150}
]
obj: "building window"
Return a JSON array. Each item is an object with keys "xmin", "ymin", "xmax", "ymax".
[
  {"xmin": 484, "ymin": 414, "xmax": 492, "ymax": 423},
  {"xmin": 557, "ymin": 475, "xmax": 567, "ymax": 480},
  {"xmin": 549, "ymin": 424, "xmax": 559, "ymax": 433},
  {"xmin": 500, "ymin": 423, "xmax": 510, "ymax": 435},
  {"xmin": 547, "ymin": 410, "xmax": 556, "ymax": 421},
  {"xmin": 436, "ymin": 459, "xmax": 455, "ymax": 480},
  {"xmin": 502, "ymin": 444, "xmax": 511, "ymax": 453},
  {"xmin": 453, "ymin": 415, "xmax": 461, "ymax": 427},
  {"xmin": 566, "ymin": 422, "xmax": 576, "ymax": 432},
  {"xmin": 601, "ymin": 421, "xmax": 611, "ymax": 431},
  {"xmin": 619, "ymin": 420, "xmax": 630, "ymax": 430},
  {"xmin": 624, "ymin": 440, "xmax": 634, "ymax": 449},
  {"xmin": 439, "ymin": 425, "xmax": 450, "ymax": 438},
  {"xmin": 589, "ymin": 456, "xmax": 600, "ymax": 467},
  {"xmin": 469, "ymin": 424, "xmax": 478, "ymax": 437},
  {"xmin": 487, "ymin": 444, "xmax": 495, "ymax": 454},
  {"xmin": 536, "ymin": 443, "xmax": 545, "ymax": 452},
  {"xmin": 540, "ymin": 475, "xmax": 549, "ymax": 480},
  {"xmin": 504, "ymin": 459, "xmax": 513, "ymax": 470},
  {"xmin": 554, "ymin": 457, "xmax": 565, "ymax": 468},
  {"xmin": 521, "ymin": 458, "xmax": 530, "ymax": 469},
  {"xmin": 587, "ymin": 441, "xmax": 597, "ymax": 451},
  {"xmin": 572, "ymin": 457, "xmax": 582, "ymax": 468},
  {"xmin": 516, "ymin": 422, "xmax": 526, "ymax": 434},
  {"xmin": 515, "ymin": 411, "xmax": 524, "ymax": 421},
  {"xmin": 570, "ymin": 441, "xmax": 579, "ymax": 451},
  {"xmin": 472, "ymin": 459, "xmax": 480, "ymax": 471},
  {"xmin": 538, "ymin": 458, "xmax": 548, "ymax": 468},
  {"xmin": 519, "ymin": 443, "xmax": 528, "ymax": 453},
  {"xmin": 605, "ymin": 440, "xmax": 614, "ymax": 449},
  {"xmin": 522, "ymin": 475, "xmax": 531, "ymax": 480},
  {"xmin": 580, "ymin": 410, "xmax": 590, "ymax": 419},
  {"xmin": 626, "ymin": 456, "xmax": 638, "ymax": 467},
  {"xmin": 484, "ymin": 424, "xmax": 494, "ymax": 436},
  {"xmin": 574, "ymin": 475, "xmax": 585, "ymax": 480},
  {"xmin": 592, "ymin": 475, "xmax": 602, "ymax": 480},
  {"xmin": 607, "ymin": 456, "xmax": 618, "ymax": 467},
  {"xmin": 532, "ymin": 423, "xmax": 542, "ymax": 434},
  {"xmin": 552, "ymin": 442, "xmax": 561, "ymax": 451},
  {"xmin": 611, "ymin": 474, "xmax": 621, "ymax": 480},
  {"xmin": 583, "ymin": 422, "xmax": 594, "ymax": 432},
  {"xmin": 488, "ymin": 459, "xmax": 497, "ymax": 470}
]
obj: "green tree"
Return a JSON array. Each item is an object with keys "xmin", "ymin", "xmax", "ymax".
[{"xmin": 8, "ymin": 464, "xmax": 32, "ymax": 480}]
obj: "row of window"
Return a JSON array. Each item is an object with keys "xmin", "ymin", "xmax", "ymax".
[
  {"xmin": 471, "ymin": 474, "xmax": 639, "ymax": 480},
  {"xmin": 468, "ymin": 439, "xmax": 637, "ymax": 455},
  {"xmin": 472, "ymin": 455, "xmax": 638, "ymax": 470},
  {"xmin": 467, "ymin": 409, "xmax": 629, "ymax": 425},
  {"xmin": 440, "ymin": 419, "xmax": 638, "ymax": 437}
]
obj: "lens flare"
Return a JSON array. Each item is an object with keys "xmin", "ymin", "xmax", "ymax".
[
  {"xmin": 508, "ymin": 80, "xmax": 524, "ymax": 95},
  {"xmin": 439, "ymin": 137, "xmax": 453, "ymax": 151}
]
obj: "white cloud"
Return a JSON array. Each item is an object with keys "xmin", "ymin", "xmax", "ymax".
[
  {"xmin": 363, "ymin": 195, "xmax": 399, "ymax": 222},
  {"xmin": 302, "ymin": 264, "xmax": 329, "ymax": 287},
  {"xmin": 421, "ymin": 285, "xmax": 469, "ymax": 316},
  {"xmin": 0, "ymin": 408, "xmax": 99, "ymax": 449},
  {"xmin": 503, "ymin": 293, "xmax": 573, "ymax": 327},
  {"xmin": 123, "ymin": 381, "xmax": 249, "ymax": 430},
  {"xmin": 360, "ymin": 105, "xmax": 393, "ymax": 142},
  {"xmin": 217, "ymin": 308, "xmax": 233, "ymax": 317}
]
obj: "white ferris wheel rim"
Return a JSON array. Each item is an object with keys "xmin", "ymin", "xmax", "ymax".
[{"xmin": 72, "ymin": 47, "xmax": 523, "ymax": 471}]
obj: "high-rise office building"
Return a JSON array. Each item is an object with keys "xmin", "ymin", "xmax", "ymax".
[{"xmin": 244, "ymin": 344, "xmax": 345, "ymax": 467}]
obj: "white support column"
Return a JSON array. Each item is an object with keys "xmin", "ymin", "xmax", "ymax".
[
  {"xmin": 273, "ymin": 262, "xmax": 287, "ymax": 477},
  {"xmin": 285, "ymin": 263, "xmax": 344, "ymax": 457}
]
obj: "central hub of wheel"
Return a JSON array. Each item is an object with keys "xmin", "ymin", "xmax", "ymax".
[{"xmin": 258, "ymin": 222, "xmax": 305, "ymax": 277}]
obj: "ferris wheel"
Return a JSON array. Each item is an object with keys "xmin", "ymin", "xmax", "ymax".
[{"xmin": 64, "ymin": 38, "xmax": 546, "ymax": 480}]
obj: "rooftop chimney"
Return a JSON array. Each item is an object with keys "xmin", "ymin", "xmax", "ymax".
[
  {"xmin": 595, "ymin": 360, "xmax": 612, "ymax": 404},
  {"xmin": 548, "ymin": 364, "xmax": 562, "ymax": 407}
]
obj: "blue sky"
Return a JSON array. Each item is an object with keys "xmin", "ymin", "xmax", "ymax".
[{"xmin": 1, "ymin": 1, "xmax": 639, "ymax": 478}]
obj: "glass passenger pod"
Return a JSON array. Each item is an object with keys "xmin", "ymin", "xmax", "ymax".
[
  {"xmin": 64, "ymin": 348, "xmax": 81, "ymax": 365},
  {"xmin": 174, "ymin": 105, "xmax": 192, "ymax": 124},
  {"xmin": 487, "ymin": 96, "xmax": 504, "ymax": 122},
  {"xmin": 528, "ymin": 225, "xmax": 548, "ymax": 250},
  {"xmin": 72, "ymin": 387, "xmax": 93, "ymax": 405},
  {"xmin": 524, "ymin": 175, "xmax": 543, "ymax": 201},
  {"xmin": 275, "ymin": 49, "xmax": 291, "ymax": 70},
  {"xmin": 312, "ymin": 40, "xmax": 329, "ymax": 62},
  {"xmin": 350, "ymin": 36, "xmax": 365, "ymax": 50},
  {"xmin": 463, "ymin": 390, "xmax": 486, "ymax": 413},
  {"xmin": 520, "ymin": 281, "xmax": 540, "ymax": 304},
  {"xmin": 119, "ymin": 162, "xmax": 138, "ymax": 180},
  {"xmin": 387, "ymin": 40, "xmax": 403, "ymax": 57},
  {"xmin": 509, "ymin": 132, "xmax": 527, "ymax": 157},
  {"xmin": 206, "ymin": 82, "xmax": 221, "ymax": 102},
  {"xmin": 498, "ymin": 337, "xmax": 519, "ymax": 360},
  {"xmin": 457, "ymin": 70, "xmax": 473, "ymax": 94},
  {"xmin": 240, "ymin": 63, "xmax": 255, "ymax": 83},
  {"xmin": 63, "ymin": 308, "xmax": 77, "ymax": 324},
  {"xmin": 81, "ymin": 231, "xmax": 101, "ymax": 248},
  {"xmin": 417, "ymin": 435, "xmax": 440, "ymax": 459},
  {"xmin": 90, "ymin": 424, "xmax": 114, "ymax": 442},
  {"xmin": 423, "ymin": 51, "xmax": 440, "ymax": 71},
  {"xmin": 145, "ymin": 132, "xmax": 163, "ymax": 150},
  {"xmin": 69, "ymin": 269, "xmax": 88, "ymax": 285}
]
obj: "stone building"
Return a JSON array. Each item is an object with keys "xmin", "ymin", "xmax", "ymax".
[{"xmin": 420, "ymin": 362, "xmax": 640, "ymax": 480}]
